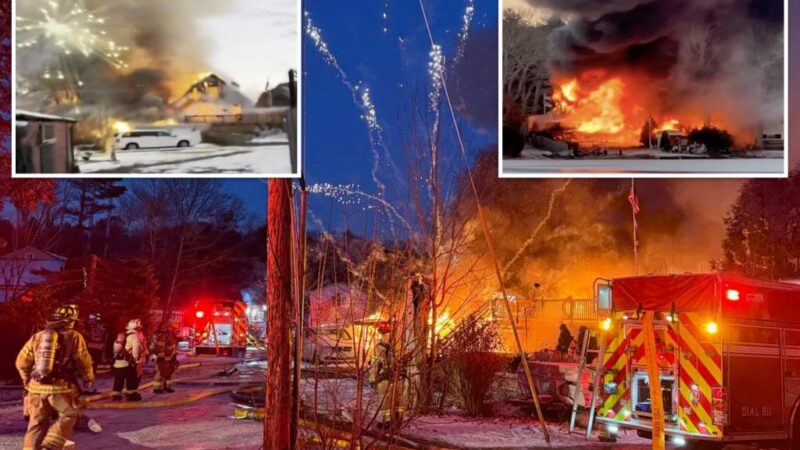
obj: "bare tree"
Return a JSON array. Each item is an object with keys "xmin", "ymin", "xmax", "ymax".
[
  {"xmin": 503, "ymin": 10, "xmax": 559, "ymax": 116},
  {"xmin": 121, "ymin": 179, "xmax": 245, "ymax": 310}
]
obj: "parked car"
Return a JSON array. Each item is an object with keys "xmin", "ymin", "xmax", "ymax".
[
  {"xmin": 303, "ymin": 325, "xmax": 356, "ymax": 365},
  {"xmin": 113, "ymin": 128, "xmax": 201, "ymax": 150}
]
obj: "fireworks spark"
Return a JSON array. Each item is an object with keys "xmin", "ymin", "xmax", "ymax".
[
  {"xmin": 382, "ymin": 0, "xmax": 390, "ymax": 33},
  {"xmin": 307, "ymin": 183, "xmax": 413, "ymax": 231},
  {"xmin": 453, "ymin": 0, "xmax": 475, "ymax": 65},
  {"xmin": 428, "ymin": 44, "xmax": 444, "ymax": 111},
  {"xmin": 305, "ymin": 11, "xmax": 404, "ymax": 198},
  {"xmin": 16, "ymin": 0, "xmax": 129, "ymax": 87}
]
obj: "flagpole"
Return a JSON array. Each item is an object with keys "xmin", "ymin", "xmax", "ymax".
[{"xmin": 631, "ymin": 179, "xmax": 639, "ymax": 275}]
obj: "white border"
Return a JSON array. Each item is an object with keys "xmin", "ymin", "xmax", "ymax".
[
  {"xmin": 498, "ymin": 0, "xmax": 790, "ymax": 179},
  {"xmin": 11, "ymin": 0, "xmax": 302, "ymax": 179}
]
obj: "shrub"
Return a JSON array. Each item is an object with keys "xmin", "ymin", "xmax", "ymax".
[
  {"xmin": 439, "ymin": 314, "xmax": 505, "ymax": 416},
  {"xmin": 689, "ymin": 126, "xmax": 734, "ymax": 153}
]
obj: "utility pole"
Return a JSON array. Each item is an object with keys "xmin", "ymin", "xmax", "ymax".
[
  {"xmin": 290, "ymin": 178, "xmax": 307, "ymax": 449},
  {"xmin": 265, "ymin": 179, "xmax": 293, "ymax": 450}
]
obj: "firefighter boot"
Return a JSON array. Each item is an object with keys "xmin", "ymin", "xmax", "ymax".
[
  {"xmin": 111, "ymin": 393, "xmax": 123, "ymax": 402},
  {"xmin": 153, "ymin": 388, "xmax": 164, "ymax": 394},
  {"xmin": 126, "ymin": 392, "xmax": 142, "ymax": 402}
]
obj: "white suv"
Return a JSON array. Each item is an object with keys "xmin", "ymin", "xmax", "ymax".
[{"xmin": 113, "ymin": 128, "xmax": 201, "ymax": 150}]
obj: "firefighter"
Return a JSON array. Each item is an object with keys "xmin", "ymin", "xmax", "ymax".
[
  {"xmin": 152, "ymin": 322, "xmax": 180, "ymax": 394},
  {"xmin": 111, "ymin": 319, "xmax": 147, "ymax": 401},
  {"xmin": 15, "ymin": 304, "xmax": 95, "ymax": 450},
  {"xmin": 369, "ymin": 323, "xmax": 405, "ymax": 428},
  {"xmin": 556, "ymin": 323, "xmax": 573, "ymax": 356}
]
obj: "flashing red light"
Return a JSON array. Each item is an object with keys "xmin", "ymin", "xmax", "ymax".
[
  {"xmin": 726, "ymin": 289, "xmax": 740, "ymax": 301},
  {"xmin": 195, "ymin": 310, "xmax": 205, "ymax": 319}
]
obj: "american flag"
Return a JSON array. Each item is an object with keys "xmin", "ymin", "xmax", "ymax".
[
  {"xmin": 628, "ymin": 183, "xmax": 640, "ymax": 214},
  {"xmin": 629, "ymin": 181, "xmax": 640, "ymax": 254}
]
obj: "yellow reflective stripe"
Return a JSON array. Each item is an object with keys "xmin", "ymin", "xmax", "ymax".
[
  {"xmin": 27, "ymin": 384, "xmax": 76, "ymax": 395},
  {"xmin": 681, "ymin": 313, "xmax": 721, "ymax": 381}
]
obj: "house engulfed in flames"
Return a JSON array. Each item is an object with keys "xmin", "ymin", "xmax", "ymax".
[
  {"xmin": 528, "ymin": 72, "xmax": 785, "ymax": 151},
  {"xmin": 171, "ymin": 73, "xmax": 287, "ymax": 128}
]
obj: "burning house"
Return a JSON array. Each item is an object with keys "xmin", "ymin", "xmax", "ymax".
[
  {"xmin": 172, "ymin": 73, "xmax": 253, "ymax": 124},
  {"xmin": 16, "ymin": 0, "xmax": 295, "ymax": 149},
  {"xmin": 520, "ymin": 0, "xmax": 785, "ymax": 150}
]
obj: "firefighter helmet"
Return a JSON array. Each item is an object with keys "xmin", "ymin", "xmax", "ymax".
[
  {"xmin": 126, "ymin": 319, "xmax": 143, "ymax": 331},
  {"xmin": 376, "ymin": 321, "xmax": 391, "ymax": 335},
  {"xmin": 49, "ymin": 304, "xmax": 79, "ymax": 323}
]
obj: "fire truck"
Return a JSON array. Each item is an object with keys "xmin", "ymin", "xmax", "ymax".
[
  {"xmin": 192, "ymin": 300, "xmax": 248, "ymax": 356},
  {"xmin": 591, "ymin": 273, "xmax": 800, "ymax": 448}
]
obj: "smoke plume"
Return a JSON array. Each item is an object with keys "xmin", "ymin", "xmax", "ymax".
[
  {"xmin": 16, "ymin": 0, "xmax": 241, "ymax": 114},
  {"xmin": 526, "ymin": 0, "xmax": 785, "ymax": 134}
]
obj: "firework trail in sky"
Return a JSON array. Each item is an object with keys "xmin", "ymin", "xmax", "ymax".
[
  {"xmin": 16, "ymin": 0, "xmax": 129, "ymax": 87},
  {"xmin": 453, "ymin": 0, "xmax": 475, "ymax": 66},
  {"xmin": 308, "ymin": 183, "xmax": 413, "ymax": 232},
  {"xmin": 305, "ymin": 11, "xmax": 406, "ymax": 203}
]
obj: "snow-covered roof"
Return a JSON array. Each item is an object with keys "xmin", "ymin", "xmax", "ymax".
[
  {"xmin": 0, "ymin": 246, "xmax": 67, "ymax": 262},
  {"xmin": 15, "ymin": 110, "xmax": 78, "ymax": 123},
  {"xmin": 172, "ymin": 73, "xmax": 254, "ymax": 111}
]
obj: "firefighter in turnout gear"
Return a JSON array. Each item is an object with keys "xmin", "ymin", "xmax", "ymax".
[
  {"xmin": 15, "ymin": 304, "xmax": 95, "ymax": 450},
  {"xmin": 111, "ymin": 319, "xmax": 147, "ymax": 401},
  {"xmin": 369, "ymin": 322, "xmax": 406, "ymax": 428},
  {"xmin": 152, "ymin": 322, "xmax": 179, "ymax": 394}
]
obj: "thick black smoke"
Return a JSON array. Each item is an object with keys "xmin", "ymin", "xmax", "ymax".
[
  {"xmin": 16, "ymin": 0, "xmax": 239, "ymax": 113},
  {"xmin": 526, "ymin": 0, "xmax": 785, "ymax": 131}
]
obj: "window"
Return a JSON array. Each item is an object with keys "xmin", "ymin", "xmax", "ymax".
[{"xmin": 41, "ymin": 124, "xmax": 55, "ymax": 142}]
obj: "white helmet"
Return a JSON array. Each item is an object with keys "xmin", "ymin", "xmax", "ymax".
[{"xmin": 126, "ymin": 319, "xmax": 142, "ymax": 331}]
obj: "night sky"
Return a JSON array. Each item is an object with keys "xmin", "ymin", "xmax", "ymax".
[
  {"xmin": 300, "ymin": 0, "xmax": 499, "ymax": 233},
  {"xmin": 2, "ymin": 2, "xmax": 797, "ymax": 226},
  {"xmin": 189, "ymin": 1, "xmax": 501, "ymax": 227}
]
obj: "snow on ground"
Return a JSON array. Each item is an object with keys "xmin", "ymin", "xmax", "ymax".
[
  {"xmin": 250, "ymin": 130, "xmax": 289, "ymax": 144},
  {"xmin": 504, "ymin": 157, "xmax": 785, "ymax": 175},
  {"xmin": 505, "ymin": 147, "xmax": 785, "ymax": 175},
  {"xmin": 77, "ymin": 142, "xmax": 292, "ymax": 175},
  {"xmin": 402, "ymin": 415, "xmax": 654, "ymax": 449}
]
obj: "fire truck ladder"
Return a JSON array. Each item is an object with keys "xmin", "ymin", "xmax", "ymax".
[{"xmin": 568, "ymin": 329, "xmax": 607, "ymax": 438}]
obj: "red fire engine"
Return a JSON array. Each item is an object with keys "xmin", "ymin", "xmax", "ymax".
[
  {"xmin": 591, "ymin": 273, "xmax": 800, "ymax": 447},
  {"xmin": 192, "ymin": 300, "xmax": 248, "ymax": 356}
]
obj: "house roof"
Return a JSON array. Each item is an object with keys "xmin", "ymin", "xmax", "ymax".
[
  {"xmin": 0, "ymin": 246, "xmax": 67, "ymax": 262},
  {"xmin": 15, "ymin": 110, "xmax": 78, "ymax": 123},
  {"xmin": 172, "ymin": 73, "xmax": 254, "ymax": 110}
]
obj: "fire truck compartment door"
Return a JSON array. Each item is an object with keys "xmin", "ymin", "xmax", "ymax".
[
  {"xmin": 728, "ymin": 352, "xmax": 783, "ymax": 432},
  {"xmin": 209, "ymin": 323, "xmax": 232, "ymax": 346}
]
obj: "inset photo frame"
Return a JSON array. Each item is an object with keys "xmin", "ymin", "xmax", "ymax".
[
  {"xmin": 12, "ymin": 0, "xmax": 301, "ymax": 178},
  {"xmin": 500, "ymin": 0, "xmax": 788, "ymax": 178}
]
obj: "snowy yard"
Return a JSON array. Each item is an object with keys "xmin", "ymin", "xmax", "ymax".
[
  {"xmin": 503, "ymin": 151, "xmax": 785, "ymax": 175},
  {"xmin": 77, "ymin": 142, "xmax": 293, "ymax": 175}
]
